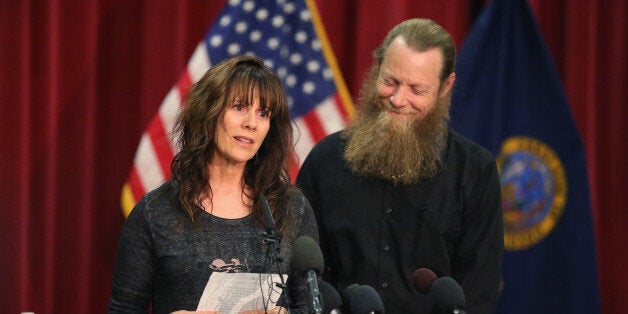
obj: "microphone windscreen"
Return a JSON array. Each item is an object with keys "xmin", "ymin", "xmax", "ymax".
[
  {"xmin": 342, "ymin": 284, "xmax": 359, "ymax": 303},
  {"xmin": 259, "ymin": 195, "xmax": 275, "ymax": 232},
  {"xmin": 411, "ymin": 268, "xmax": 437, "ymax": 294},
  {"xmin": 431, "ymin": 277, "xmax": 466, "ymax": 312},
  {"xmin": 318, "ymin": 280, "xmax": 343, "ymax": 312},
  {"xmin": 290, "ymin": 236, "xmax": 324, "ymax": 274},
  {"xmin": 347, "ymin": 285, "xmax": 385, "ymax": 314}
]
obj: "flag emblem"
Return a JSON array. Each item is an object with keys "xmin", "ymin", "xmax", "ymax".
[{"xmin": 497, "ymin": 136, "xmax": 567, "ymax": 250}]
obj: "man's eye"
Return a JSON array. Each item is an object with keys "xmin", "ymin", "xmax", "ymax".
[{"xmin": 383, "ymin": 78, "xmax": 397, "ymax": 86}]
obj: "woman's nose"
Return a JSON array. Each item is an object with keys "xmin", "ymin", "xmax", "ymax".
[{"xmin": 243, "ymin": 111, "xmax": 257, "ymax": 130}]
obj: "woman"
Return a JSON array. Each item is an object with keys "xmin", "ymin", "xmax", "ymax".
[{"xmin": 108, "ymin": 55, "xmax": 318, "ymax": 313}]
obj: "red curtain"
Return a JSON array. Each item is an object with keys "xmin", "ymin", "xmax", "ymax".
[{"xmin": 1, "ymin": 0, "xmax": 624, "ymax": 312}]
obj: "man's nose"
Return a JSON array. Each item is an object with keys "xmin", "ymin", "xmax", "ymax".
[{"xmin": 389, "ymin": 86, "xmax": 410, "ymax": 108}]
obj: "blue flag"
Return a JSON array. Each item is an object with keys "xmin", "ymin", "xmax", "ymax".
[{"xmin": 450, "ymin": 0, "xmax": 600, "ymax": 313}]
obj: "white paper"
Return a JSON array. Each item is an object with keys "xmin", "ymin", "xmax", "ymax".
[{"xmin": 196, "ymin": 272, "xmax": 288, "ymax": 313}]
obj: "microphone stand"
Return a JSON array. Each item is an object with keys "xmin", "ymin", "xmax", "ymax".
[{"xmin": 260, "ymin": 228, "xmax": 291, "ymax": 310}]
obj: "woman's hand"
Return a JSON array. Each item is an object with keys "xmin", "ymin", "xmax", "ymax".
[
  {"xmin": 170, "ymin": 311, "xmax": 218, "ymax": 314},
  {"xmin": 239, "ymin": 307, "xmax": 289, "ymax": 313},
  {"xmin": 171, "ymin": 307, "xmax": 288, "ymax": 314}
]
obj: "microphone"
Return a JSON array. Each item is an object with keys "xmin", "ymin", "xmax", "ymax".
[
  {"xmin": 342, "ymin": 284, "xmax": 385, "ymax": 314},
  {"xmin": 260, "ymin": 194, "xmax": 275, "ymax": 233},
  {"xmin": 411, "ymin": 268, "xmax": 466, "ymax": 313},
  {"xmin": 411, "ymin": 268, "xmax": 437, "ymax": 294},
  {"xmin": 259, "ymin": 194, "xmax": 289, "ymax": 309},
  {"xmin": 318, "ymin": 280, "xmax": 343, "ymax": 314},
  {"xmin": 431, "ymin": 277, "xmax": 466, "ymax": 314},
  {"xmin": 291, "ymin": 236, "xmax": 324, "ymax": 314},
  {"xmin": 259, "ymin": 195, "xmax": 283, "ymax": 244}
]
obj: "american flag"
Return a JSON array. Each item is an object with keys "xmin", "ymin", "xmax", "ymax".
[{"xmin": 120, "ymin": 0, "xmax": 354, "ymax": 216}]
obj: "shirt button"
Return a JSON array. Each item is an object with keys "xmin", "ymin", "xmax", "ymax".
[
  {"xmin": 386, "ymin": 207, "xmax": 392, "ymax": 214},
  {"xmin": 382, "ymin": 282, "xmax": 388, "ymax": 288},
  {"xmin": 384, "ymin": 245, "xmax": 390, "ymax": 251}
]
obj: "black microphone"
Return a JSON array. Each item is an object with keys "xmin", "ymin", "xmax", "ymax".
[
  {"xmin": 291, "ymin": 236, "xmax": 324, "ymax": 314},
  {"xmin": 430, "ymin": 277, "xmax": 466, "ymax": 314},
  {"xmin": 260, "ymin": 194, "xmax": 275, "ymax": 232},
  {"xmin": 318, "ymin": 280, "xmax": 343, "ymax": 314},
  {"xmin": 260, "ymin": 195, "xmax": 276, "ymax": 234},
  {"xmin": 342, "ymin": 284, "xmax": 385, "ymax": 314},
  {"xmin": 259, "ymin": 195, "xmax": 283, "ymax": 242}
]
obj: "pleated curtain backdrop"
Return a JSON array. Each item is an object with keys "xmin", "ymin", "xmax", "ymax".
[{"xmin": 0, "ymin": 0, "xmax": 625, "ymax": 312}]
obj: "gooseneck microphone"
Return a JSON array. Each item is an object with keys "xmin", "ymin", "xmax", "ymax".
[
  {"xmin": 260, "ymin": 194, "xmax": 282, "ymax": 240},
  {"xmin": 258, "ymin": 195, "xmax": 289, "ymax": 308},
  {"xmin": 342, "ymin": 284, "xmax": 385, "ymax": 314},
  {"xmin": 291, "ymin": 236, "xmax": 324, "ymax": 314}
]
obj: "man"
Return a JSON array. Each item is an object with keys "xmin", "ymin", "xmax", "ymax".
[{"xmin": 296, "ymin": 19, "xmax": 503, "ymax": 313}]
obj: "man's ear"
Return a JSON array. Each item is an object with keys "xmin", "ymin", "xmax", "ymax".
[{"xmin": 440, "ymin": 72, "xmax": 456, "ymax": 98}]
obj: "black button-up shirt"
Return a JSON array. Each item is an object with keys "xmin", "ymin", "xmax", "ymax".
[{"xmin": 296, "ymin": 130, "xmax": 503, "ymax": 313}]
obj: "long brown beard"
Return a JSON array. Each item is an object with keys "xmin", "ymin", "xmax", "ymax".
[{"xmin": 343, "ymin": 79, "xmax": 450, "ymax": 185}]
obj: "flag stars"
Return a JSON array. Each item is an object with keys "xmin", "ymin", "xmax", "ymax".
[
  {"xmin": 227, "ymin": 43, "xmax": 241, "ymax": 55},
  {"xmin": 243, "ymin": 0, "xmax": 255, "ymax": 12},
  {"xmin": 323, "ymin": 68, "xmax": 333, "ymax": 80},
  {"xmin": 210, "ymin": 35, "xmax": 223, "ymax": 47},
  {"xmin": 286, "ymin": 74, "xmax": 297, "ymax": 87},
  {"xmin": 311, "ymin": 39, "xmax": 321, "ymax": 51},
  {"xmin": 283, "ymin": 3, "xmax": 296, "ymax": 14},
  {"xmin": 256, "ymin": 8, "xmax": 269, "ymax": 21},
  {"xmin": 303, "ymin": 81, "xmax": 315, "ymax": 94},
  {"xmin": 299, "ymin": 10, "xmax": 311, "ymax": 21},
  {"xmin": 307, "ymin": 60, "xmax": 320, "ymax": 73},
  {"xmin": 204, "ymin": 2, "xmax": 337, "ymax": 110},
  {"xmin": 277, "ymin": 67, "xmax": 287, "ymax": 79},
  {"xmin": 282, "ymin": 24, "xmax": 292, "ymax": 34},
  {"xmin": 249, "ymin": 30, "xmax": 262, "ymax": 42},
  {"xmin": 267, "ymin": 37, "xmax": 280, "ymax": 50},
  {"xmin": 290, "ymin": 53, "xmax": 303, "ymax": 65},
  {"xmin": 235, "ymin": 21, "xmax": 248, "ymax": 34},
  {"xmin": 219, "ymin": 16, "xmax": 232, "ymax": 27},
  {"xmin": 295, "ymin": 31, "xmax": 308, "ymax": 44},
  {"xmin": 280, "ymin": 46, "xmax": 290, "ymax": 58},
  {"xmin": 272, "ymin": 16, "xmax": 284, "ymax": 28}
]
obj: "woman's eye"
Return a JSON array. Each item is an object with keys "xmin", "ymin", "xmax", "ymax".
[
  {"xmin": 258, "ymin": 109, "xmax": 271, "ymax": 119},
  {"xmin": 233, "ymin": 104, "xmax": 245, "ymax": 111}
]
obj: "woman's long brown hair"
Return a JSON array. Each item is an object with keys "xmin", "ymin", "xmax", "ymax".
[{"xmin": 170, "ymin": 55, "xmax": 295, "ymax": 235}]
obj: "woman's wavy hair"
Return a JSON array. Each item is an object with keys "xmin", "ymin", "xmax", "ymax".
[{"xmin": 170, "ymin": 55, "xmax": 295, "ymax": 234}]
